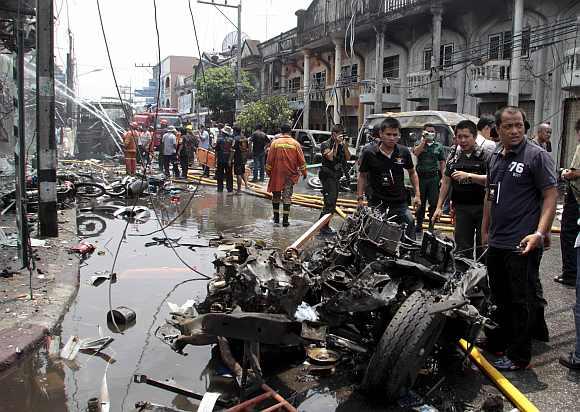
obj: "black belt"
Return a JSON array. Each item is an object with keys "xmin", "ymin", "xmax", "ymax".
[{"xmin": 418, "ymin": 170, "xmax": 439, "ymax": 178}]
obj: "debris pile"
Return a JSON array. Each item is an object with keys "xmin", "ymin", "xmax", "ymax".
[{"xmin": 163, "ymin": 207, "xmax": 494, "ymax": 403}]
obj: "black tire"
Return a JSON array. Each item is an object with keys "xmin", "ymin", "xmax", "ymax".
[
  {"xmin": 307, "ymin": 176, "xmax": 322, "ymax": 190},
  {"xmin": 105, "ymin": 184, "xmax": 127, "ymax": 198},
  {"xmin": 361, "ymin": 290, "xmax": 446, "ymax": 401},
  {"xmin": 77, "ymin": 215, "xmax": 107, "ymax": 237},
  {"xmin": 75, "ymin": 182, "xmax": 106, "ymax": 198}
]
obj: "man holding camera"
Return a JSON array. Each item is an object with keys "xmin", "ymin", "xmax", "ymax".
[
  {"xmin": 319, "ymin": 124, "xmax": 351, "ymax": 235},
  {"xmin": 413, "ymin": 123, "xmax": 446, "ymax": 233}
]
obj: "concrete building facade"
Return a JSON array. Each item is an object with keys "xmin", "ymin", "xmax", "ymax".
[
  {"xmin": 159, "ymin": 56, "xmax": 198, "ymax": 109},
  {"xmin": 244, "ymin": 0, "xmax": 580, "ymax": 167}
]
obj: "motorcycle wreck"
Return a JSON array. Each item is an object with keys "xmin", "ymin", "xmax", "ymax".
[{"xmin": 160, "ymin": 207, "xmax": 496, "ymax": 404}]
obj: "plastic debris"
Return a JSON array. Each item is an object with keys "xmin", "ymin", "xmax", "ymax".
[
  {"xmin": 167, "ymin": 299, "xmax": 197, "ymax": 316},
  {"xmin": 294, "ymin": 302, "xmax": 319, "ymax": 322},
  {"xmin": 60, "ymin": 336, "xmax": 82, "ymax": 360},
  {"xmin": 100, "ymin": 371, "xmax": 110, "ymax": 412},
  {"xmin": 69, "ymin": 242, "xmax": 96, "ymax": 256},
  {"xmin": 198, "ymin": 392, "xmax": 221, "ymax": 412}
]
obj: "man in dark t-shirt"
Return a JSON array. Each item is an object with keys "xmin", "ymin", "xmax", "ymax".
[
  {"xmin": 482, "ymin": 106, "xmax": 558, "ymax": 371},
  {"xmin": 250, "ymin": 124, "xmax": 268, "ymax": 182},
  {"xmin": 357, "ymin": 117, "xmax": 421, "ymax": 239},
  {"xmin": 319, "ymin": 124, "xmax": 350, "ymax": 235}
]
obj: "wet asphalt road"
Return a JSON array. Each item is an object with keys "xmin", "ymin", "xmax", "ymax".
[{"xmin": 0, "ymin": 185, "xmax": 578, "ymax": 411}]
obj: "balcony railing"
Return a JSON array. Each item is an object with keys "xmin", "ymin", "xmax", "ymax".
[
  {"xmin": 562, "ymin": 48, "xmax": 580, "ymax": 90},
  {"xmin": 359, "ymin": 78, "xmax": 401, "ymax": 105},
  {"xmin": 407, "ymin": 70, "xmax": 457, "ymax": 101},
  {"xmin": 469, "ymin": 59, "xmax": 533, "ymax": 96}
]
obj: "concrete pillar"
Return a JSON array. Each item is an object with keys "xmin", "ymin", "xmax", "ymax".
[
  {"xmin": 550, "ymin": 37, "xmax": 563, "ymax": 166},
  {"xmin": 268, "ymin": 62, "xmax": 274, "ymax": 94},
  {"xmin": 374, "ymin": 29, "xmax": 385, "ymax": 114},
  {"xmin": 533, "ymin": 39, "xmax": 548, "ymax": 126},
  {"xmin": 356, "ymin": 53, "xmax": 366, "ymax": 129},
  {"xmin": 280, "ymin": 63, "xmax": 287, "ymax": 93},
  {"xmin": 333, "ymin": 37, "xmax": 343, "ymax": 125},
  {"xmin": 508, "ymin": 0, "xmax": 524, "ymax": 106},
  {"xmin": 399, "ymin": 47, "xmax": 409, "ymax": 112},
  {"xmin": 456, "ymin": 67, "xmax": 466, "ymax": 113},
  {"xmin": 429, "ymin": 5, "xmax": 443, "ymax": 110},
  {"xmin": 260, "ymin": 64, "xmax": 266, "ymax": 96},
  {"xmin": 303, "ymin": 50, "xmax": 311, "ymax": 129}
]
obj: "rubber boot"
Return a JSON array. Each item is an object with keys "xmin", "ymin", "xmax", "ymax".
[
  {"xmin": 282, "ymin": 204, "xmax": 290, "ymax": 227},
  {"xmin": 272, "ymin": 202, "xmax": 280, "ymax": 225}
]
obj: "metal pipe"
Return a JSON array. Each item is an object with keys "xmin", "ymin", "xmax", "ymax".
[
  {"xmin": 458, "ymin": 339, "xmax": 539, "ymax": 412},
  {"xmin": 285, "ymin": 213, "xmax": 333, "ymax": 258}
]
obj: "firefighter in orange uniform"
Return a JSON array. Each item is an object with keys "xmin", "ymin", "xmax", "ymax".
[
  {"xmin": 123, "ymin": 122, "xmax": 139, "ymax": 175},
  {"xmin": 266, "ymin": 123, "xmax": 307, "ymax": 227}
]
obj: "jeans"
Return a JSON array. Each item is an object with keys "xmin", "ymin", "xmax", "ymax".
[
  {"xmin": 368, "ymin": 200, "xmax": 416, "ymax": 240},
  {"xmin": 163, "ymin": 154, "xmax": 177, "ymax": 177},
  {"xmin": 486, "ymin": 247, "xmax": 542, "ymax": 365},
  {"xmin": 253, "ymin": 152, "xmax": 265, "ymax": 181},
  {"xmin": 179, "ymin": 153, "xmax": 189, "ymax": 178},
  {"xmin": 561, "ymin": 187, "xmax": 579, "ymax": 282},
  {"xmin": 416, "ymin": 175, "xmax": 440, "ymax": 230},
  {"xmin": 575, "ymin": 245, "xmax": 580, "ymax": 358},
  {"xmin": 216, "ymin": 162, "xmax": 233, "ymax": 192}
]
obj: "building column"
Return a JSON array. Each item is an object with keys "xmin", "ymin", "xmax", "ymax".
[
  {"xmin": 303, "ymin": 50, "xmax": 311, "ymax": 129},
  {"xmin": 508, "ymin": 0, "xmax": 524, "ymax": 106},
  {"xmin": 533, "ymin": 31, "xmax": 548, "ymax": 126},
  {"xmin": 268, "ymin": 62, "xmax": 274, "ymax": 95},
  {"xmin": 550, "ymin": 36, "xmax": 563, "ymax": 166},
  {"xmin": 429, "ymin": 4, "xmax": 443, "ymax": 110},
  {"xmin": 374, "ymin": 29, "xmax": 385, "ymax": 114},
  {"xmin": 456, "ymin": 67, "xmax": 466, "ymax": 113},
  {"xmin": 260, "ymin": 64, "xmax": 266, "ymax": 96},
  {"xmin": 280, "ymin": 63, "xmax": 287, "ymax": 93},
  {"xmin": 399, "ymin": 47, "xmax": 409, "ymax": 112},
  {"xmin": 356, "ymin": 52, "xmax": 365, "ymax": 130},
  {"xmin": 333, "ymin": 37, "xmax": 343, "ymax": 125}
]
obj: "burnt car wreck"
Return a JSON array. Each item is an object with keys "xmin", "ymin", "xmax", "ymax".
[{"xmin": 162, "ymin": 207, "xmax": 495, "ymax": 404}]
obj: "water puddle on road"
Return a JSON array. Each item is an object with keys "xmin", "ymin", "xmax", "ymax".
[{"xmin": 0, "ymin": 188, "xmax": 322, "ymax": 412}]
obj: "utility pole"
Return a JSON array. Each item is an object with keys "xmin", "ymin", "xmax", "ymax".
[
  {"xmin": 508, "ymin": 0, "xmax": 524, "ymax": 106},
  {"xmin": 36, "ymin": 0, "xmax": 58, "ymax": 237},
  {"xmin": 14, "ymin": 15, "xmax": 29, "ymax": 266},
  {"xmin": 198, "ymin": 0, "xmax": 242, "ymax": 115},
  {"xmin": 65, "ymin": 30, "xmax": 74, "ymax": 122}
]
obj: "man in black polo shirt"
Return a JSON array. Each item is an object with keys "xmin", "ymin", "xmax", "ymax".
[
  {"xmin": 482, "ymin": 106, "xmax": 558, "ymax": 371},
  {"xmin": 357, "ymin": 117, "xmax": 421, "ymax": 239},
  {"xmin": 319, "ymin": 124, "xmax": 350, "ymax": 235}
]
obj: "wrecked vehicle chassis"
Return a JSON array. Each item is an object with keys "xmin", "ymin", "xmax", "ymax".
[{"xmin": 167, "ymin": 208, "xmax": 492, "ymax": 403}]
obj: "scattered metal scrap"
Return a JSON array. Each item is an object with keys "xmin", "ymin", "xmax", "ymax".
[{"xmin": 161, "ymin": 206, "xmax": 495, "ymax": 405}]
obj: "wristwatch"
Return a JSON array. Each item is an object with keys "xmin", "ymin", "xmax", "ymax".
[{"xmin": 534, "ymin": 231, "xmax": 545, "ymax": 240}]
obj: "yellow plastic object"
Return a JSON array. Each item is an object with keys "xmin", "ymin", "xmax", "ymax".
[
  {"xmin": 458, "ymin": 339, "xmax": 539, "ymax": 412},
  {"xmin": 335, "ymin": 206, "xmax": 348, "ymax": 220}
]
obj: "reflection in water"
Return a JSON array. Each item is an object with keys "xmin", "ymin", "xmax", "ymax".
[{"xmin": 0, "ymin": 187, "xmax": 320, "ymax": 412}]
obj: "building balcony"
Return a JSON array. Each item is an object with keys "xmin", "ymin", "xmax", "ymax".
[
  {"xmin": 469, "ymin": 60, "xmax": 532, "ymax": 97},
  {"xmin": 359, "ymin": 79, "xmax": 401, "ymax": 105},
  {"xmin": 562, "ymin": 48, "xmax": 580, "ymax": 90},
  {"xmin": 407, "ymin": 70, "xmax": 456, "ymax": 102}
]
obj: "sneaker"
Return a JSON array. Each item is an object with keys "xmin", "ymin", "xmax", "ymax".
[
  {"xmin": 493, "ymin": 356, "xmax": 529, "ymax": 371},
  {"xmin": 559, "ymin": 352, "xmax": 580, "ymax": 370},
  {"xmin": 554, "ymin": 275, "xmax": 575, "ymax": 287}
]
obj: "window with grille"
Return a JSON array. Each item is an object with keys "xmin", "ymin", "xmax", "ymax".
[
  {"xmin": 312, "ymin": 71, "xmax": 326, "ymax": 89},
  {"xmin": 489, "ymin": 29, "xmax": 530, "ymax": 61},
  {"xmin": 423, "ymin": 44, "xmax": 453, "ymax": 70},
  {"xmin": 383, "ymin": 55, "xmax": 400, "ymax": 78}
]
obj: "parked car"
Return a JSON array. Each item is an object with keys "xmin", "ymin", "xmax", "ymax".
[
  {"xmin": 354, "ymin": 110, "xmax": 480, "ymax": 157},
  {"xmin": 292, "ymin": 129, "xmax": 356, "ymax": 164}
]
